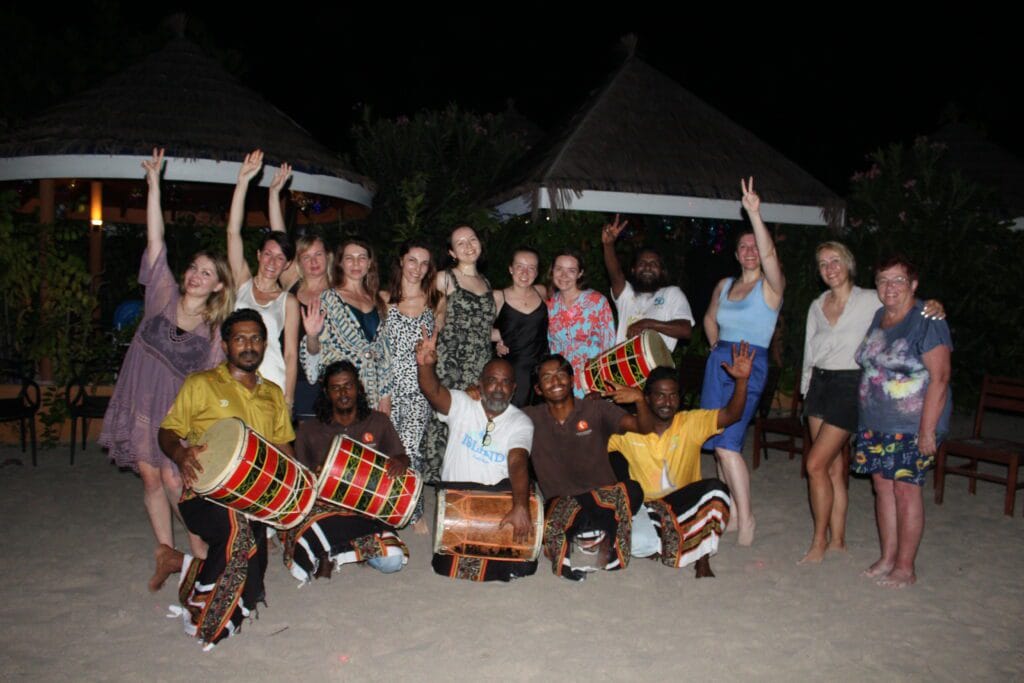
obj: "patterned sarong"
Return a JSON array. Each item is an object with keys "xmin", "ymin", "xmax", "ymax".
[{"xmin": 646, "ymin": 478, "xmax": 731, "ymax": 568}]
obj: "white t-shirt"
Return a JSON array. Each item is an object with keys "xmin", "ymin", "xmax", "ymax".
[
  {"xmin": 438, "ymin": 390, "xmax": 534, "ymax": 485},
  {"xmin": 612, "ymin": 282, "xmax": 694, "ymax": 351}
]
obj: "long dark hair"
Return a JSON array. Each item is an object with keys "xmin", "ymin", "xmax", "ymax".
[
  {"xmin": 387, "ymin": 239, "xmax": 441, "ymax": 313},
  {"xmin": 314, "ymin": 361, "xmax": 371, "ymax": 424}
]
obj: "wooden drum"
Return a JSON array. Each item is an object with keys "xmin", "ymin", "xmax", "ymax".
[
  {"xmin": 316, "ymin": 435, "xmax": 422, "ymax": 528},
  {"xmin": 433, "ymin": 487, "xmax": 544, "ymax": 561},
  {"xmin": 194, "ymin": 418, "xmax": 316, "ymax": 530},
  {"xmin": 583, "ymin": 329, "xmax": 674, "ymax": 393}
]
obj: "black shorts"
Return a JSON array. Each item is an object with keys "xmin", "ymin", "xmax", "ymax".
[{"xmin": 804, "ymin": 368, "xmax": 860, "ymax": 433}]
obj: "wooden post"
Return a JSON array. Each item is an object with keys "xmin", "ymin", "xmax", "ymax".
[{"xmin": 38, "ymin": 179, "xmax": 54, "ymax": 382}]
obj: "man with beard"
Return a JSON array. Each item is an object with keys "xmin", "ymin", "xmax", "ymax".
[
  {"xmin": 416, "ymin": 328, "xmax": 536, "ymax": 581},
  {"xmin": 609, "ymin": 351, "xmax": 751, "ymax": 577},
  {"xmin": 524, "ymin": 354, "xmax": 655, "ymax": 581},
  {"xmin": 602, "ymin": 214, "xmax": 694, "ymax": 349},
  {"xmin": 285, "ymin": 361, "xmax": 411, "ymax": 583},
  {"xmin": 150, "ymin": 308, "xmax": 294, "ymax": 649}
]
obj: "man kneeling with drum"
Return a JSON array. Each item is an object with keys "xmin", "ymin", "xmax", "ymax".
[
  {"xmin": 608, "ymin": 350, "xmax": 752, "ymax": 577},
  {"xmin": 524, "ymin": 354, "xmax": 654, "ymax": 581},
  {"xmin": 287, "ymin": 361, "xmax": 412, "ymax": 582},
  {"xmin": 416, "ymin": 328, "xmax": 537, "ymax": 582},
  {"xmin": 151, "ymin": 308, "xmax": 295, "ymax": 649}
]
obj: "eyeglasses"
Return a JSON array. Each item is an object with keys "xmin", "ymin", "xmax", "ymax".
[
  {"xmin": 875, "ymin": 276, "xmax": 910, "ymax": 289},
  {"xmin": 481, "ymin": 419, "xmax": 496, "ymax": 447}
]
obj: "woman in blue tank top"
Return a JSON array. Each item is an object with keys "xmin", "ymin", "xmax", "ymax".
[{"xmin": 699, "ymin": 177, "xmax": 785, "ymax": 546}]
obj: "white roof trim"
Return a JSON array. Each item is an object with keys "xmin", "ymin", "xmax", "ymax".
[
  {"xmin": 495, "ymin": 188, "xmax": 834, "ymax": 226},
  {"xmin": 0, "ymin": 154, "xmax": 373, "ymax": 207}
]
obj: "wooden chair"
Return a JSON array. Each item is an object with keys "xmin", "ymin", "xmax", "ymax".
[
  {"xmin": 935, "ymin": 374, "xmax": 1024, "ymax": 516},
  {"xmin": 751, "ymin": 365, "xmax": 807, "ymax": 470},
  {"xmin": 677, "ymin": 354, "xmax": 707, "ymax": 410},
  {"xmin": 65, "ymin": 362, "xmax": 115, "ymax": 465},
  {"xmin": 0, "ymin": 359, "xmax": 40, "ymax": 466}
]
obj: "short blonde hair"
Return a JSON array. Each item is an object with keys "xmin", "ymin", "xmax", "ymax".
[
  {"xmin": 295, "ymin": 235, "xmax": 334, "ymax": 287},
  {"xmin": 815, "ymin": 241, "xmax": 856, "ymax": 278}
]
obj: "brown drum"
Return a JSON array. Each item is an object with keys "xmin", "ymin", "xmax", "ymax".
[
  {"xmin": 194, "ymin": 418, "xmax": 316, "ymax": 530},
  {"xmin": 433, "ymin": 487, "xmax": 544, "ymax": 561},
  {"xmin": 316, "ymin": 435, "xmax": 422, "ymax": 528},
  {"xmin": 583, "ymin": 329, "xmax": 674, "ymax": 392}
]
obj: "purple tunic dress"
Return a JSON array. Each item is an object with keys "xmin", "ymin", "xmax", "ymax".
[{"xmin": 99, "ymin": 247, "xmax": 224, "ymax": 472}]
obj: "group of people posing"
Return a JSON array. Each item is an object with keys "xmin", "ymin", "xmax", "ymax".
[{"xmin": 101, "ymin": 150, "xmax": 952, "ymax": 649}]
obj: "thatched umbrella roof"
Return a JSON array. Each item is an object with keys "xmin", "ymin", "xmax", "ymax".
[
  {"xmin": 491, "ymin": 55, "xmax": 841, "ymax": 226},
  {"xmin": 0, "ymin": 37, "xmax": 374, "ymax": 211},
  {"xmin": 932, "ymin": 123, "xmax": 1024, "ymax": 226}
]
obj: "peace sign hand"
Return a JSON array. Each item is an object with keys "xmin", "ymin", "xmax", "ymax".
[
  {"xmin": 601, "ymin": 213, "xmax": 629, "ymax": 245},
  {"xmin": 740, "ymin": 176, "xmax": 761, "ymax": 214},
  {"xmin": 142, "ymin": 148, "xmax": 165, "ymax": 187},
  {"xmin": 415, "ymin": 326, "xmax": 439, "ymax": 366}
]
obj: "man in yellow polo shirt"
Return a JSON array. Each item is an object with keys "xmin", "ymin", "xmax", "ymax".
[
  {"xmin": 608, "ymin": 343, "xmax": 752, "ymax": 577},
  {"xmin": 150, "ymin": 308, "xmax": 294, "ymax": 649}
]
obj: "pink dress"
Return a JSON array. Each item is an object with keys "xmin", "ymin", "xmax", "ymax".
[{"xmin": 99, "ymin": 247, "xmax": 224, "ymax": 472}]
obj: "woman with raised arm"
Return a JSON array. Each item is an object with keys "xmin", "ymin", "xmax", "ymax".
[
  {"xmin": 700, "ymin": 177, "xmax": 784, "ymax": 546},
  {"xmin": 493, "ymin": 246, "xmax": 549, "ymax": 407},
  {"xmin": 421, "ymin": 225, "xmax": 496, "ymax": 483},
  {"xmin": 100, "ymin": 148, "xmax": 235, "ymax": 560},
  {"xmin": 267, "ymin": 162, "xmax": 333, "ymax": 419},
  {"xmin": 300, "ymin": 239, "xmax": 392, "ymax": 411},
  {"xmin": 226, "ymin": 150, "xmax": 300, "ymax": 407},
  {"xmin": 380, "ymin": 240, "xmax": 442, "ymax": 526},
  {"xmin": 546, "ymin": 248, "xmax": 615, "ymax": 398}
]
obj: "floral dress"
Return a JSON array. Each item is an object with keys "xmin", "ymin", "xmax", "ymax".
[
  {"xmin": 421, "ymin": 270, "xmax": 495, "ymax": 483},
  {"xmin": 382, "ymin": 304, "xmax": 435, "ymax": 522},
  {"xmin": 547, "ymin": 289, "xmax": 615, "ymax": 397}
]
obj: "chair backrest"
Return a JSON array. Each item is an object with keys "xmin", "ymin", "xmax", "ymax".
[
  {"xmin": 976, "ymin": 375, "xmax": 1024, "ymax": 437},
  {"xmin": 65, "ymin": 362, "xmax": 117, "ymax": 407}
]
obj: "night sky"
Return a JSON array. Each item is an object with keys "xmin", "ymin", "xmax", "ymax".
[{"xmin": 3, "ymin": 7, "xmax": 1019, "ymax": 194}]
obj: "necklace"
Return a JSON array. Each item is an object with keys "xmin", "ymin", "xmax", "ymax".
[{"xmin": 253, "ymin": 276, "xmax": 280, "ymax": 294}]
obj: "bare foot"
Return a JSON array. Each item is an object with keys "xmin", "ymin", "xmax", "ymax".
[
  {"xmin": 798, "ymin": 544, "xmax": 827, "ymax": 564},
  {"xmin": 149, "ymin": 544, "xmax": 183, "ymax": 592},
  {"xmin": 861, "ymin": 559, "xmax": 893, "ymax": 578},
  {"xmin": 412, "ymin": 518, "xmax": 429, "ymax": 535},
  {"xmin": 737, "ymin": 517, "xmax": 756, "ymax": 546},
  {"xmin": 694, "ymin": 555, "xmax": 715, "ymax": 578},
  {"xmin": 876, "ymin": 569, "xmax": 916, "ymax": 589}
]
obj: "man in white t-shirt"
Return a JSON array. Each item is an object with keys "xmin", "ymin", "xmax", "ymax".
[
  {"xmin": 602, "ymin": 215, "xmax": 694, "ymax": 351},
  {"xmin": 416, "ymin": 328, "xmax": 536, "ymax": 581}
]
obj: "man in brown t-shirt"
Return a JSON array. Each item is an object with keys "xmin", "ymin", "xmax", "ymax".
[
  {"xmin": 286, "ymin": 360, "xmax": 411, "ymax": 583},
  {"xmin": 523, "ymin": 354, "xmax": 652, "ymax": 580}
]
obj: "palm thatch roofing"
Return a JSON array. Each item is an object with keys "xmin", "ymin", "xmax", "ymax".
[
  {"xmin": 491, "ymin": 56, "xmax": 842, "ymax": 226},
  {"xmin": 932, "ymin": 123, "xmax": 1024, "ymax": 224},
  {"xmin": 0, "ymin": 37, "xmax": 374, "ymax": 210}
]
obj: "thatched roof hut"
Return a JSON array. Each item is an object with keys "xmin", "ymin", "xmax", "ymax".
[
  {"xmin": 491, "ymin": 55, "xmax": 841, "ymax": 226},
  {"xmin": 0, "ymin": 37, "xmax": 374, "ymax": 219}
]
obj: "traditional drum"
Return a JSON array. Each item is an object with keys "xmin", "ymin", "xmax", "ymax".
[
  {"xmin": 434, "ymin": 486, "xmax": 544, "ymax": 561},
  {"xmin": 316, "ymin": 435, "xmax": 422, "ymax": 528},
  {"xmin": 194, "ymin": 418, "xmax": 316, "ymax": 530},
  {"xmin": 582, "ymin": 329, "xmax": 674, "ymax": 393}
]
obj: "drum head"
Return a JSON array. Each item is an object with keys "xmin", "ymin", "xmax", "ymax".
[
  {"xmin": 193, "ymin": 418, "xmax": 246, "ymax": 494},
  {"xmin": 641, "ymin": 330, "xmax": 675, "ymax": 370}
]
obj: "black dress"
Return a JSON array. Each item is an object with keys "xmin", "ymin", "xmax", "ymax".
[{"xmin": 495, "ymin": 292, "xmax": 549, "ymax": 407}]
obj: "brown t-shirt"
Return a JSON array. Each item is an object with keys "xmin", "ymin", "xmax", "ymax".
[
  {"xmin": 294, "ymin": 410, "xmax": 405, "ymax": 473},
  {"xmin": 524, "ymin": 399, "xmax": 626, "ymax": 498}
]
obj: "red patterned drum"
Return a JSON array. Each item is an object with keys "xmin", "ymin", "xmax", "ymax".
[
  {"xmin": 433, "ymin": 487, "xmax": 544, "ymax": 561},
  {"xmin": 194, "ymin": 418, "xmax": 316, "ymax": 530},
  {"xmin": 583, "ymin": 330, "xmax": 674, "ymax": 393},
  {"xmin": 316, "ymin": 435, "xmax": 422, "ymax": 528}
]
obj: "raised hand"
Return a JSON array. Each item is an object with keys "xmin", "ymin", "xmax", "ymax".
[
  {"xmin": 301, "ymin": 294, "xmax": 326, "ymax": 338},
  {"xmin": 740, "ymin": 176, "xmax": 761, "ymax": 214},
  {"xmin": 415, "ymin": 325, "xmax": 439, "ymax": 366},
  {"xmin": 721, "ymin": 341, "xmax": 755, "ymax": 380},
  {"xmin": 269, "ymin": 162, "xmax": 293, "ymax": 194},
  {"xmin": 142, "ymin": 148, "xmax": 165, "ymax": 187},
  {"xmin": 601, "ymin": 213, "xmax": 629, "ymax": 245},
  {"xmin": 237, "ymin": 149, "xmax": 264, "ymax": 185}
]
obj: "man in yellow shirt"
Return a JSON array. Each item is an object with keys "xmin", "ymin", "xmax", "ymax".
[
  {"xmin": 150, "ymin": 308, "xmax": 295, "ymax": 648},
  {"xmin": 608, "ymin": 343, "xmax": 752, "ymax": 577}
]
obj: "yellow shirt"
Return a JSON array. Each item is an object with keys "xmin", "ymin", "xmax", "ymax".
[
  {"xmin": 608, "ymin": 410, "xmax": 721, "ymax": 501},
  {"xmin": 161, "ymin": 363, "xmax": 295, "ymax": 446}
]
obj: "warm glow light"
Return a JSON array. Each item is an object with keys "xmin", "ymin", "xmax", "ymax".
[{"xmin": 90, "ymin": 181, "xmax": 103, "ymax": 226}]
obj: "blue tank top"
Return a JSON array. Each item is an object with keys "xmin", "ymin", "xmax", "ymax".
[{"xmin": 716, "ymin": 277, "xmax": 779, "ymax": 348}]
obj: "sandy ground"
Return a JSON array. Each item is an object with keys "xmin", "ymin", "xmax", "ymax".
[{"xmin": 1, "ymin": 413, "xmax": 1022, "ymax": 682}]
